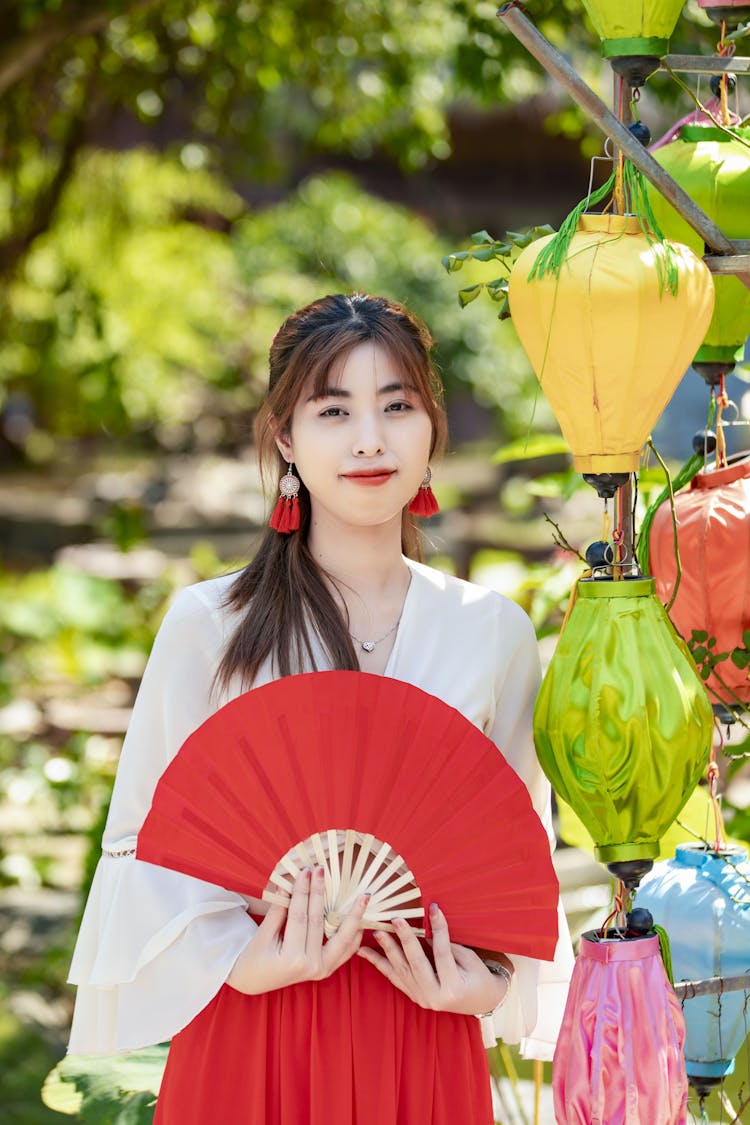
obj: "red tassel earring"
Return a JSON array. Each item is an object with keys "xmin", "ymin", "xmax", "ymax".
[
  {"xmin": 269, "ymin": 463, "xmax": 301, "ymax": 533},
  {"xmin": 408, "ymin": 467, "xmax": 439, "ymax": 517}
]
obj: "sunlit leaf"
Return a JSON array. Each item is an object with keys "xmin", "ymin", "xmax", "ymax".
[{"xmin": 493, "ymin": 434, "xmax": 570, "ymax": 463}]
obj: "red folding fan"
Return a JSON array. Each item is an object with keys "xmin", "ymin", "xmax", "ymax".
[{"xmin": 136, "ymin": 671, "xmax": 559, "ymax": 960}]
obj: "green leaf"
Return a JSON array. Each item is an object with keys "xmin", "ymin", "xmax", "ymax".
[
  {"xmin": 691, "ymin": 630, "xmax": 709, "ymax": 644},
  {"xmin": 470, "ymin": 229, "xmax": 494, "ymax": 245},
  {"xmin": 731, "ymin": 648, "xmax": 750, "ymax": 669},
  {"xmin": 497, "ymin": 297, "xmax": 512, "ymax": 320},
  {"xmin": 493, "ymin": 433, "xmax": 570, "ymax": 464},
  {"xmin": 441, "ymin": 251, "xmax": 469, "ymax": 273},
  {"xmin": 506, "ymin": 229, "xmax": 535, "ymax": 248},
  {"xmin": 486, "ymin": 277, "xmax": 509, "ymax": 294},
  {"xmin": 743, "ymin": 630, "xmax": 750, "ymax": 648},
  {"xmin": 700, "ymin": 665, "xmax": 711, "ymax": 680},
  {"xmin": 44, "ymin": 1046, "xmax": 168, "ymax": 1123},
  {"xmin": 470, "ymin": 246, "xmax": 501, "ymax": 262},
  {"xmin": 458, "ymin": 283, "xmax": 483, "ymax": 307}
]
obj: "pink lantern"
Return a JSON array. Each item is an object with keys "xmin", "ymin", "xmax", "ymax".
[
  {"xmin": 553, "ymin": 932, "xmax": 688, "ymax": 1125},
  {"xmin": 697, "ymin": 0, "xmax": 750, "ymax": 27}
]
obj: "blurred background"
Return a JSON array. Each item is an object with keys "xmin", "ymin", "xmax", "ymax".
[{"xmin": 1, "ymin": 1, "xmax": 748, "ymax": 1121}]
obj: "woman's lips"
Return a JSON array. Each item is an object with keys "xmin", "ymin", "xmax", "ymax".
[{"xmin": 342, "ymin": 470, "xmax": 395, "ymax": 486}]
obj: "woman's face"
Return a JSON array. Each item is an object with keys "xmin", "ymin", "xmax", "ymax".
[{"xmin": 275, "ymin": 341, "xmax": 434, "ymax": 530}]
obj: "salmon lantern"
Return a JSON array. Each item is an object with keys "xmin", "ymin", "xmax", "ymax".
[
  {"xmin": 508, "ymin": 214, "xmax": 714, "ymax": 492},
  {"xmin": 553, "ymin": 930, "xmax": 688, "ymax": 1125},
  {"xmin": 579, "ymin": 0, "xmax": 687, "ymax": 84},
  {"xmin": 533, "ymin": 577, "xmax": 713, "ymax": 885},
  {"xmin": 650, "ymin": 455, "xmax": 750, "ymax": 708},
  {"xmin": 648, "ymin": 126, "xmax": 750, "ymax": 383},
  {"xmin": 635, "ymin": 844, "xmax": 750, "ymax": 1096}
]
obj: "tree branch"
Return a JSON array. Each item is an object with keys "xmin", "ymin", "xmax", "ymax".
[
  {"xmin": 0, "ymin": 45, "xmax": 103, "ymax": 277},
  {"xmin": 0, "ymin": 0, "xmax": 161, "ymax": 96}
]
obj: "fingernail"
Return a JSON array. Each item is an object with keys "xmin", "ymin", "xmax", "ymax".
[
  {"xmin": 429, "ymin": 902, "xmax": 439, "ymax": 915},
  {"xmin": 374, "ymin": 931, "xmax": 384, "ymax": 942}
]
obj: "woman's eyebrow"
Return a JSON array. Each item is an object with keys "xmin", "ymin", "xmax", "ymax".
[{"xmin": 306, "ymin": 381, "xmax": 413, "ymax": 402}]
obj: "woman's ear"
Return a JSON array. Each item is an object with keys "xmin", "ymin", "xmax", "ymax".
[{"xmin": 270, "ymin": 416, "xmax": 293, "ymax": 462}]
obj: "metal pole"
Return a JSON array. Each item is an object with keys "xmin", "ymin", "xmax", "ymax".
[
  {"xmin": 612, "ymin": 75, "xmax": 636, "ymax": 569},
  {"xmin": 497, "ymin": 3, "xmax": 741, "ymax": 262},
  {"xmin": 673, "ymin": 972, "xmax": 750, "ymax": 1000}
]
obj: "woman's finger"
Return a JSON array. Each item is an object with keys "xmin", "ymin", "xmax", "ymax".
[
  {"xmin": 304, "ymin": 866, "xmax": 327, "ymax": 956},
  {"xmin": 391, "ymin": 918, "xmax": 441, "ymax": 993},
  {"xmin": 281, "ymin": 868, "xmax": 312, "ymax": 956},
  {"xmin": 427, "ymin": 904, "xmax": 460, "ymax": 987},
  {"xmin": 255, "ymin": 902, "xmax": 288, "ymax": 946},
  {"xmin": 321, "ymin": 894, "xmax": 368, "ymax": 973}
]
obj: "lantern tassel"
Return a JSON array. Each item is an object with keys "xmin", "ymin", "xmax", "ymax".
[
  {"xmin": 653, "ymin": 923, "xmax": 675, "ymax": 987},
  {"xmin": 527, "ymin": 170, "xmax": 616, "ymax": 283},
  {"xmin": 528, "ymin": 160, "xmax": 681, "ymax": 298},
  {"xmin": 622, "ymin": 162, "xmax": 680, "ymax": 296}
]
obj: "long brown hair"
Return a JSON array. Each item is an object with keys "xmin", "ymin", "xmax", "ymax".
[{"xmin": 216, "ymin": 293, "xmax": 447, "ymax": 690}]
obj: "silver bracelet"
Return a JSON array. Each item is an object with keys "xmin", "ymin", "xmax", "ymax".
[{"xmin": 478, "ymin": 960, "xmax": 513, "ymax": 1018}]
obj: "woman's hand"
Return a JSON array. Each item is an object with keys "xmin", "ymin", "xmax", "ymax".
[
  {"xmin": 228, "ymin": 866, "xmax": 368, "ymax": 995},
  {"xmin": 356, "ymin": 903, "xmax": 510, "ymax": 1016}
]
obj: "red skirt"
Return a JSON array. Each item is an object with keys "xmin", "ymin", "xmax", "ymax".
[{"xmin": 154, "ymin": 954, "xmax": 493, "ymax": 1125}]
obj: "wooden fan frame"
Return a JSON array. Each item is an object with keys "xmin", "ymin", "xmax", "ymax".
[{"xmin": 262, "ymin": 829, "xmax": 426, "ymax": 937}]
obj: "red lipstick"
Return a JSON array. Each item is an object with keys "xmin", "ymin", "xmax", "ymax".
[{"xmin": 342, "ymin": 469, "xmax": 395, "ymax": 486}]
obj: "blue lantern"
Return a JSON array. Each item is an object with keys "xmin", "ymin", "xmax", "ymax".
[{"xmin": 635, "ymin": 843, "xmax": 750, "ymax": 1092}]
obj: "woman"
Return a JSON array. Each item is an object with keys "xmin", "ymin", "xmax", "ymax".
[{"xmin": 68, "ymin": 293, "xmax": 573, "ymax": 1123}]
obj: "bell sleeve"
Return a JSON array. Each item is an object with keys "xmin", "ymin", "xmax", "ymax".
[
  {"xmin": 67, "ymin": 584, "xmax": 258, "ymax": 1055},
  {"xmin": 484, "ymin": 598, "xmax": 574, "ymax": 1061}
]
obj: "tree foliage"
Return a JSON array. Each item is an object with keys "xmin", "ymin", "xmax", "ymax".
[{"xmin": 0, "ymin": 0, "xmax": 716, "ymax": 274}]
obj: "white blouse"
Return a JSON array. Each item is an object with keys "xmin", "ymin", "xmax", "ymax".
[{"xmin": 68, "ymin": 558, "xmax": 573, "ymax": 1059}]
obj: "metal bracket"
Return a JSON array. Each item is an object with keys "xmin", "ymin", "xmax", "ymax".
[
  {"xmin": 663, "ymin": 53, "xmax": 750, "ymax": 74},
  {"xmin": 497, "ymin": 5, "xmax": 750, "ymax": 289}
]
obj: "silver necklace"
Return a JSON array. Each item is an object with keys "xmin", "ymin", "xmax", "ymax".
[
  {"xmin": 350, "ymin": 619, "xmax": 400, "ymax": 654},
  {"xmin": 349, "ymin": 574, "xmax": 412, "ymax": 654}
]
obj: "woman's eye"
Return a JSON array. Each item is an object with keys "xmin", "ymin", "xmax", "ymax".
[
  {"xmin": 319, "ymin": 406, "xmax": 346, "ymax": 417},
  {"xmin": 385, "ymin": 401, "xmax": 412, "ymax": 413}
]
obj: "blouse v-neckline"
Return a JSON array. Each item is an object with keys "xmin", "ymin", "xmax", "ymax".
[{"xmin": 381, "ymin": 557, "xmax": 420, "ymax": 679}]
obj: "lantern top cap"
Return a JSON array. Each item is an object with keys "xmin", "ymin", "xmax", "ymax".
[
  {"xmin": 675, "ymin": 842, "xmax": 749, "ymax": 868},
  {"xmin": 578, "ymin": 576, "xmax": 654, "ymax": 598},
  {"xmin": 579, "ymin": 930, "xmax": 661, "ymax": 962},
  {"xmin": 693, "ymin": 453, "xmax": 750, "ymax": 492},
  {"xmin": 578, "ymin": 213, "xmax": 644, "ymax": 236},
  {"xmin": 678, "ymin": 124, "xmax": 750, "ymax": 145}
]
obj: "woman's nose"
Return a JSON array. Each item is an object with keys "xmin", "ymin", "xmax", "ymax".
[{"xmin": 353, "ymin": 414, "xmax": 385, "ymax": 457}]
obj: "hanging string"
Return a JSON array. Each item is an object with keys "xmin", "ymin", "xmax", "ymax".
[
  {"xmin": 715, "ymin": 376, "xmax": 730, "ymax": 469},
  {"xmin": 599, "ymin": 879, "xmax": 628, "ymax": 937},
  {"xmin": 707, "ymin": 731, "xmax": 728, "ymax": 854},
  {"xmin": 601, "ymin": 501, "xmax": 612, "ymax": 545},
  {"xmin": 716, "ymin": 19, "xmax": 738, "ymax": 130}
]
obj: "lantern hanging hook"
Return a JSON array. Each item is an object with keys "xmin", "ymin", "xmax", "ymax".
[{"xmin": 584, "ymin": 150, "xmax": 615, "ymax": 212}]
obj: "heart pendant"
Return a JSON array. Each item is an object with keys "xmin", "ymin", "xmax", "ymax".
[{"xmin": 361, "ymin": 641, "xmax": 376, "ymax": 653}]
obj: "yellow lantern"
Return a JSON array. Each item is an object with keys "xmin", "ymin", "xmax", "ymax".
[
  {"xmin": 508, "ymin": 213, "xmax": 714, "ymax": 487},
  {"xmin": 580, "ymin": 0, "xmax": 687, "ymax": 84}
]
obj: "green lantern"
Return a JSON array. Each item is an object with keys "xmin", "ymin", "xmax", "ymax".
[
  {"xmin": 534, "ymin": 577, "xmax": 712, "ymax": 886},
  {"xmin": 580, "ymin": 0, "xmax": 686, "ymax": 84},
  {"xmin": 648, "ymin": 125, "xmax": 750, "ymax": 382}
]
